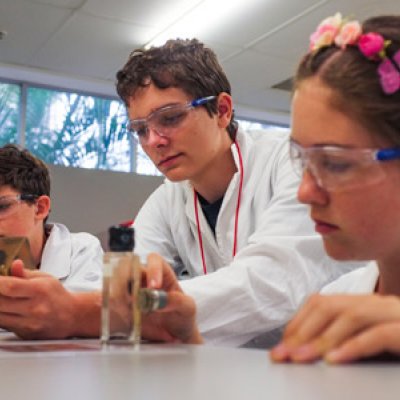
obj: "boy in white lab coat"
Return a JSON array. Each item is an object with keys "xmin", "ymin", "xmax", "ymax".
[
  {"xmin": 115, "ymin": 39, "xmax": 361, "ymax": 347},
  {"xmin": 0, "ymin": 144, "xmax": 102, "ymax": 338}
]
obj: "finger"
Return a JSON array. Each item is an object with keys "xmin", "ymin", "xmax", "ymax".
[
  {"xmin": 0, "ymin": 277, "xmax": 29, "ymax": 298},
  {"xmin": 288, "ymin": 309, "xmax": 371, "ymax": 362},
  {"xmin": 155, "ymin": 291, "xmax": 196, "ymax": 317},
  {"xmin": 22, "ymin": 269, "xmax": 51, "ymax": 279},
  {"xmin": 145, "ymin": 253, "xmax": 180, "ymax": 291},
  {"xmin": 0, "ymin": 312, "xmax": 26, "ymax": 334},
  {"xmin": 271, "ymin": 337, "xmax": 332, "ymax": 363},
  {"xmin": 305, "ymin": 301, "xmax": 391, "ymax": 357},
  {"xmin": 283, "ymin": 295, "xmax": 341, "ymax": 346},
  {"xmin": 270, "ymin": 343, "xmax": 291, "ymax": 363},
  {"xmin": 313, "ymin": 295, "xmax": 400, "ymax": 359},
  {"xmin": 143, "ymin": 291, "xmax": 198, "ymax": 344},
  {"xmin": 0, "ymin": 275, "xmax": 49, "ymax": 298},
  {"xmin": 272, "ymin": 295, "xmax": 328, "ymax": 362},
  {"xmin": 145, "ymin": 253, "xmax": 164, "ymax": 289},
  {"xmin": 277, "ymin": 295, "xmax": 355, "ymax": 362},
  {"xmin": 284, "ymin": 296, "xmax": 400, "ymax": 362},
  {"xmin": 11, "ymin": 260, "xmax": 51, "ymax": 280},
  {"xmin": 281, "ymin": 331, "xmax": 347, "ymax": 363},
  {"xmin": 283, "ymin": 294, "xmax": 325, "ymax": 340},
  {"xmin": 271, "ymin": 296, "xmax": 322, "ymax": 362},
  {"xmin": 10, "ymin": 260, "xmax": 25, "ymax": 278},
  {"xmin": 326, "ymin": 322, "xmax": 400, "ymax": 363},
  {"xmin": 0, "ymin": 295, "xmax": 32, "ymax": 315}
]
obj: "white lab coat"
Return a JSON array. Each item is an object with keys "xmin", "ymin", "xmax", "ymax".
[
  {"xmin": 321, "ymin": 262, "xmax": 378, "ymax": 294},
  {"xmin": 41, "ymin": 223, "xmax": 103, "ymax": 292},
  {"xmin": 134, "ymin": 129, "xmax": 363, "ymax": 347}
]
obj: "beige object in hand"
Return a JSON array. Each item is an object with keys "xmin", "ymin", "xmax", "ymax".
[{"xmin": 0, "ymin": 236, "xmax": 35, "ymax": 275}]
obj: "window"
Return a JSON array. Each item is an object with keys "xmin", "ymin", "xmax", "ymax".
[
  {"xmin": 25, "ymin": 87, "xmax": 131, "ymax": 171},
  {"xmin": 0, "ymin": 80, "xmax": 290, "ymax": 176},
  {"xmin": 0, "ymin": 82, "xmax": 20, "ymax": 146},
  {"xmin": 238, "ymin": 119, "xmax": 290, "ymax": 134},
  {"xmin": 136, "ymin": 145, "xmax": 163, "ymax": 176}
]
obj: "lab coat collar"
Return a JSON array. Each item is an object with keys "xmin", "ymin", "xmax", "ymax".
[{"xmin": 40, "ymin": 223, "xmax": 71, "ymax": 280}]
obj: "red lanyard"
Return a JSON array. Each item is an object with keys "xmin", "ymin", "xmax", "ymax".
[{"xmin": 193, "ymin": 140, "xmax": 244, "ymax": 274}]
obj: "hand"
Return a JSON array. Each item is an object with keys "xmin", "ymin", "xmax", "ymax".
[
  {"xmin": 0, "ymin": 259, "xmax": 80, "ymax": 339},
  {"xmin": 140, "ymin": 253, "xmax": 203, "ymax": 344},
  {"xmin": 270, "ymin": 293, "xmax": 400, "ymax": 363}
]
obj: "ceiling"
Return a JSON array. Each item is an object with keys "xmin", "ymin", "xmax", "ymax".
[{"xmin": 0, "ymin": 0, "xmax": 398, "ymax": 125}]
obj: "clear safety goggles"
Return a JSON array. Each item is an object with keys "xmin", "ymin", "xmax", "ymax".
[
  {"xmin": 289, "ymin": 139, "xmax": 400, "ymax": 191},
  {"xmin": 127, "ymin": 96, "xmax": 216, "ymax": 143},
  {"xmin": 0, "ymin": 194, "xmax": 38, "ymax": 219}
]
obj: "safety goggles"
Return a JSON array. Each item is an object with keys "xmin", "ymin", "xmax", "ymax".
[
  {"xmin": 0, "ymin": 194, "xmax": 38, "ymax": 219},
  {"xmin": 127, "ymin": 96, "xmax": 216, "ymax": 143},
  {"xmin": 289, "ymin": 139, "xmax": 400, "ymax": 191}
]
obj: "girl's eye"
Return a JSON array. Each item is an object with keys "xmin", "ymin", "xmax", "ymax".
[{"xmin": 321, "ymin": 157, "xmax": 355, "ymax": 174}]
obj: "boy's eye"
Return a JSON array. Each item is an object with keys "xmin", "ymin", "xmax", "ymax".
[
  {"xmin": 158, "ymin": 110, "xmax": 187, "ymax": 127},
  {"xmin": 135, "ymin": 125, "xmax": 147, "ymax": 137},
  {"xmin": 0, "ymin": 202, "xmax": 12, "ymax": 212}
]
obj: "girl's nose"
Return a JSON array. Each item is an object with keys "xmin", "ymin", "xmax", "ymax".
[{"xmin": 297, "ymin": 169, "xmax": 328, "ymax": 206}]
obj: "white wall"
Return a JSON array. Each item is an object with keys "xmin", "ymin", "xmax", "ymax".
[{"xmin": 47, "ymin": 164, "xmax": 163, "ymax": 249}]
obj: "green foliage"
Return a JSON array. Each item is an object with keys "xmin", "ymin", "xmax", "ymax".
[
  {"xmin": 0, "ymin": 82, "xmax": 143, "ymax": 173},
  {"xmin": 25, "ymin": 87, "xmax": 131, "ymax": 171},
  {"xmin": 0, "ymin": 83, "xmax": 19, "ymax": 145}
]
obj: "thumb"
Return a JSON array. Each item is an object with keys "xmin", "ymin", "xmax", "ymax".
[
  {"xmin": 10, "ymin": 259, "xmax": 25, "ymax": 278},
  {"xmin": 156, "ymin": 291, "xmax": 196, "ymax": 317},
  {"xmin": 10, "ymin": 260, "xmax": 51, "ymax": 279}
]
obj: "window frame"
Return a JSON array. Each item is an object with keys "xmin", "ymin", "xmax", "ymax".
[{"xmin": 0, "ymin": 78, "xmax": 290, "ymax": 176}]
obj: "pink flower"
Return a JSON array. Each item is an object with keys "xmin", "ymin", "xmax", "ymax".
[
  {"xmin": 310, "ymin": 12, "xmax": 343, "ymax": 51},
  {"xmin": 334, "ymin": 21, "xmax": 362, "ymax": 48},
  {"xmin": 308, "ymin": 13, "xmax": 400, "ymax": 95},
  {"xmin": 378, "ymin": 58, "xmax": 400, "ymax": 94},
  {"xmin": 358, "ymin": 33, "xmax": 385, "ymax": 58},
  {"xmin": 310, "ymin": 28, "xmax": 336, "ymax": 51},
  {"xmin": 318, "ymin": 13, "xmax": 343, "ymax": 32}
]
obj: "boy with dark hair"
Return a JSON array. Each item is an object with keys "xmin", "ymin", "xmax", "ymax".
[
  {"xmin": 0, "ymin": 144, "xmax": 103, "ymax": 338},
  {"xmin": 115, "ymin": 39, "xmax": 359, "ymax": 347}
]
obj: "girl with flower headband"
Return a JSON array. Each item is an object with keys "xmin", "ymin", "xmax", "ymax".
[{"xmin": 270, "ymin": 13, "xmax": 400, "ymax": 363}]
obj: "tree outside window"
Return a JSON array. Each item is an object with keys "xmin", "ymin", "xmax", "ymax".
[
  {"xmin": 0, "ymin": 81, "xmax": 290, "ymax": 176},
  {"xmin": 0, "ymin": 83, "xmax": 20, "ymax": 146},
  {"xmin": 26, "ymin": 87, "xmax": 131, "ymax": 172}
]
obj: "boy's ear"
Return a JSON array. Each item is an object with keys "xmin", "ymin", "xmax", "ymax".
[
  {"xmin": 35, "ymin": 195, "xmax": 51, "ymax": 221},
  {"xmin": 216, "ymin": 93, "xmax": 233, "ymax": 129}
]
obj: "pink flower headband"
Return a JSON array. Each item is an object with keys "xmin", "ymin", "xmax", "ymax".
[{"xmin": 309, "ymin": 13, "xmax": 400, "ymax": 94}]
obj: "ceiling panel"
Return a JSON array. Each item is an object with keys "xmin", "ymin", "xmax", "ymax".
[
  {"xmin": 82, "ymin": 0, "xmax": 201, "ymax": 29},
  {"xmin": 0, "ymin": 0, "xmax": 72, "ymax": 64},
  {"xmin": 28, "ymin": 0, "xmax": 84, "ymax": 6},
  {"xmin": 223, "ymin": 50, "xmax": 293, "ymax": 91},
  {"xmin": 1, "ymin": 0, "xmax": 399, "ymax": 122},
  {"xmin": 199, "ymin": 40, "xmax": 242, "ymax": 62},
  {"xmin": 195, "ymin": 0, "xmax": 326, "ymax": 48},
  {"xmin": 235, "ymin": 88, "xmax": 291, "ymax": 114},
  {"xmin": 354, "ymin": 0, "xmax": 400, "ymax": 19},
  {"xmin": 253, "ymin": 0, "xmax": 400, "ymax": 61},
  {"xmin": 30, "ymin": 12, "xmax": 154, "ymax": 80}
]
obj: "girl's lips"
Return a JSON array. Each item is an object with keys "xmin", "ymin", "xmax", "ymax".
[{"xmin": 314, "ymin": 220, "xmax": 339, "ymax": 235}]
